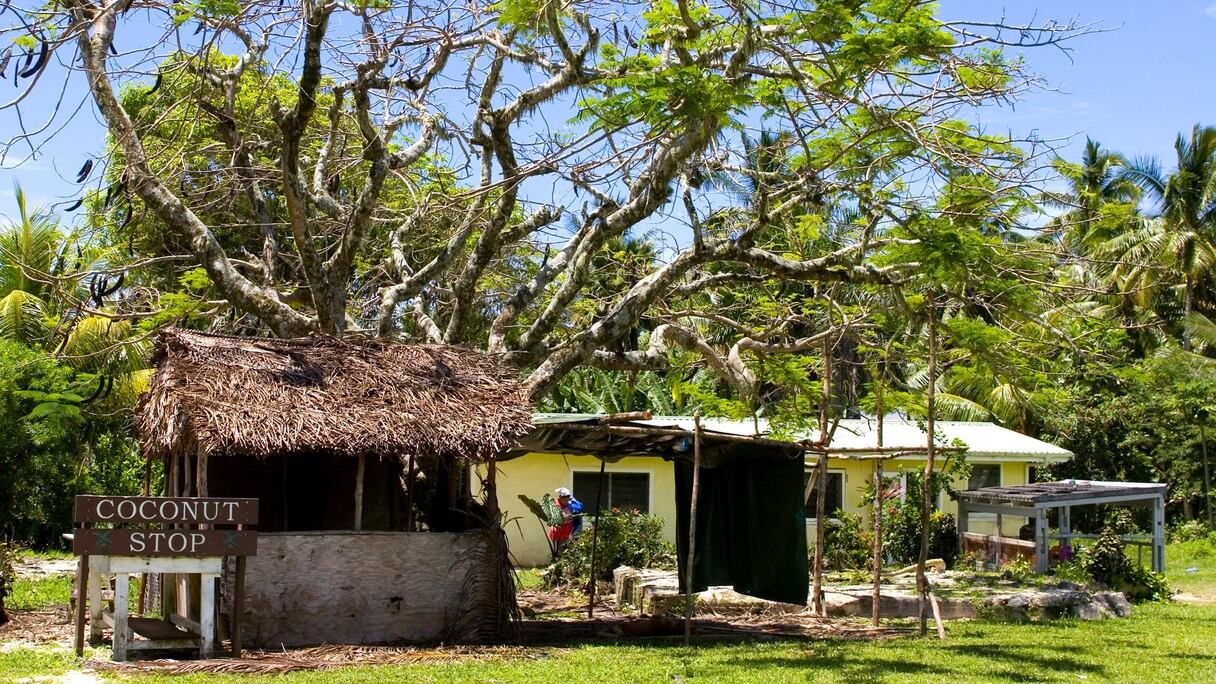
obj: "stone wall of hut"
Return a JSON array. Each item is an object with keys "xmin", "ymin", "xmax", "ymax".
[{"xmin": 224, "ymin": 531, "xmax": 499, "ymax": 647}]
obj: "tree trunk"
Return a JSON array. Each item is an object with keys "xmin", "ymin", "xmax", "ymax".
[
  {"xmin": 872, "ymin": 380, "xmax": 885, "ymax": 627},
  {"xmin": 918, "ymin": 296, "xmax": 938, "ymax": 637},
  {"xmin": 1202, "ymin": 423, "xmax": 1213, "ymax": 528},
  {"xmin": 1184, "ymin": 275, "xmax": 1194, "ymax": 352},
  {"xmin": 811, "ymin": 341, "xmax": 831, "ymax": 615}
]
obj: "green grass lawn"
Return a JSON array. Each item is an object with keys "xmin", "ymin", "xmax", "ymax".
[
  {"xmin": 1168, "ymin": 538, "xmax": 1216, "ymax": 602},
  {"xmin": 2, "ymin": 603, "xmax": 1213, "ymax": 683},
  {"xmin": 3, "ymin": 542, "xmax": 1215, "ymax": 682},
  {"xmin": 4, "ymin": 573, "xmax": 73, "ymax": 610}
]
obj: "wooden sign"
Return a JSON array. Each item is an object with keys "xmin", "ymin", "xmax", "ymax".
[
  {"xmin": 73, "ymin": 495, "xmax": 258, "ymax": 557},
  {"xmin": 75, "ymin": 496, "xmax": 258, "ymax": 525},
  {"xmin": 73, "ymin": 528, "xmax": 257, "ymax": 557}
]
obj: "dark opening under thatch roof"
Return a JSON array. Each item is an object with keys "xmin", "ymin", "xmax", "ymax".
[{"xmin": 138, "ymin": 328, "xmax": 533, "ymax": 462}]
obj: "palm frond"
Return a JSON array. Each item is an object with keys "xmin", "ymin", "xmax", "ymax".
[{"xmin": 0, "ymin": 289, "xmax": 48, "ymax": 343}]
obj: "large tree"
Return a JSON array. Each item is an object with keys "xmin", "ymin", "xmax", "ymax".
[{"xmin": 1, "ymin": 0, "xmax": 1086, "ymax": 401}]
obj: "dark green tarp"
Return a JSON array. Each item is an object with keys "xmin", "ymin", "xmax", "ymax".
[{"xmin": 674, "ymin": 445, "xmax": 808, "ymax": 606}]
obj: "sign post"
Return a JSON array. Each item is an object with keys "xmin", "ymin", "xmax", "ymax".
[{"xmin": 72, "ymin": 496, "xmax": 257, "ymax": 661}]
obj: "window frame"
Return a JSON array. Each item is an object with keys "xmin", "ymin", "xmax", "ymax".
[
  {"xmin": 803, "ymin": 468, "xmax": 847, "ymax": 521},
  {"xmin": 569, "ymin": 467, "xmax": 655, "ymax": 515},
  {"xmin": 967, "ymin": 463, "xmax": 1002, "ymax": 491}
]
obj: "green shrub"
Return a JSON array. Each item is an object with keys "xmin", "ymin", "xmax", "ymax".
[
  {"xmin": 551, "ymin": 509, "xmax": 674, "ymax": 586},
  {"xmin": 877, "ymin": 470, "xmax": 960, "ymax": 567},
  {"xmin": 1052, "ymin": 558, "xmax": 1093, "ymax": 585},
  {"xmin": 883, "ymin": 507, "xmax": 959, "ymax": 567},
  {"xmin": 819, "ymin": 509, "xmax": 874, "ymax": 571},
  {"xmin": 1081, "ymin": 528, "xmax": 1170, "ymax": 602},
  {"xmin": 1000, "ymin": 556, "xmax": 1034, "ymax": 582},
  {"xmin": 1169, "ymin": 520, "xmax": 1209, "ymax": 543},
  {"xmin": 0, "ymin": 542, "xmax": 15, "ymax": 624}
]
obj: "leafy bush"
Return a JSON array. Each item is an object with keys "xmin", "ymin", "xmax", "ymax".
[
  {"xmin": 884, "ymin": 507, "xmax": 959, "ymax": 567},
  {"xmin": 819, "ymin": 509, "xmax": 874, "ymax": 571},
  {"xmin": 1082, "ymin": 528, "xmax": 1170, "ymax": 602},
  {"xmin": 881, "ymin": 471, "xmax": 960, "ymax": 566},
  {"xmin": 0, "ymin": 542, "xmax": 16, "ymax": 625},
  {"xmin": 1170, "ymin": 520, "xmax": 1211, "ymax": 544},
  {"xmin": 0, "ymin": 339, "xmax": 145, "ymax": 547},
  {"xmin": 551, "ymin": 509, "xmax": 674, "ymax": 586},
  {"xmin": 1000, "ymin": 556, "xmax": 1034, "ymax": 582}
]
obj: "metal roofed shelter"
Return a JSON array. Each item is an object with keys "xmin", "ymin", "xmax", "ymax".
[
  {"xmin": 507, "ymin": 413, "xmax": 811, "ymax": 607},
  {"xmin": 956, "ymin": 480, "xmax": 1168, "ymax": 574}
]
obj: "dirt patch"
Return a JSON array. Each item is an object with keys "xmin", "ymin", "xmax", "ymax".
[
  {"xmin": 0, "ymin": 608, "xmax": 75, "ymax": 648},
  {"xmin": 13, "ymin": 557, "xmax": 77, "ymax": 581},
  {"xmin": 520, "ymin": 582, "xmax": 904, "ymax": 643},
  {"xmin": 518, "ymin": 587, "xmax": 623, "ymax": 618},
  {"xmin": 519, "ymin": 611, "xmax": 907, "ymax": 644},
  {"xmin": 89, "ymin": 645, "xmax": 552, "ymax": 676},
  {"xmin": 11, "ymin": 670, "xmax": 102, "ymax": 683},
  {"xmin": 1173, "ymin": 591, "xmax": 1216, "ymax": 606}
]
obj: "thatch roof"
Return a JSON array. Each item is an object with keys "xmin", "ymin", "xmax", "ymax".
[{"xmin": 138, "ymin": 328, "xmax": 533, "ymax": 462}]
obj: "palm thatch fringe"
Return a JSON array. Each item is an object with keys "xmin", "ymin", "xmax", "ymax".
[
  {"xmin": 138, "ymin": 328, "xmax": 533, "ymax": 463},
  {"xmin": 445, "ymin": 524, "xmax": 521, "ymax": 644}
]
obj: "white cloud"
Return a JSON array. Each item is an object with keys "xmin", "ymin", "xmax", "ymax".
[{"xmin": 1205, "ymin": 4, "xmax": 1216, "ymax": 18}]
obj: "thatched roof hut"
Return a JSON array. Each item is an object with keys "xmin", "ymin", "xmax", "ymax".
[{"xmin": 138, "ymin": 328, "xmax": 533, "ymax": 463}]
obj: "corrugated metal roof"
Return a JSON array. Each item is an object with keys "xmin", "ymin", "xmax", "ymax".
[{"xmin": 529, "ymin": 413, "xmax": 1074, "ymax": 463}]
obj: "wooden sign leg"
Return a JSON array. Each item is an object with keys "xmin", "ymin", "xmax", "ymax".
[
  {"xmin": 74, "ymin": 555, "xmax": 89, "ymax": 657},
  {"xmin": 232, "ymin": 557, "xmax": 246, "ymax": 658},
  {"xmin": 113, "ymin": 573, "xmax": 129, "ymax": 662},
  {"xmin": 88, "ymin": 568, "xmax": 104, "ymax": 645},
  {"xmin": 199, "ymin": 574, "xmax": 215, "ymax": 659}
]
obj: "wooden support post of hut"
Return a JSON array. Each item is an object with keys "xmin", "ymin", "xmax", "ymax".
[{"xmin": 136, "ymin": 328, "xmax": 533, "ymax": 648}]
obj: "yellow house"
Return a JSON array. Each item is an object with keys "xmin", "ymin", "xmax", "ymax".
[{"xmin": 476, "ymin": 414, "xmax": 1074, "ymax": 567}]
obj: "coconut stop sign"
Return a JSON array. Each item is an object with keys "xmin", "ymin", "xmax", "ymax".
[{"xmin": 73, "ymin": 496, "xmax": 258, "ymax": 557}]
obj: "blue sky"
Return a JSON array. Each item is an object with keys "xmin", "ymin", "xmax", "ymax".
[
  {"xmin": 2, "ymin": 1, "xmax": 1215, "ymax": 224},
  {"xmin": 939, "ymin": 1, "xmax": 1216, "ymax": 171}
]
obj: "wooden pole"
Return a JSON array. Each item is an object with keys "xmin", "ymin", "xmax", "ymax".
[
  {"xmin": 138, "ymin": 459, "xmax": 152, "ymax": 616},
  {"xmin": 354, "ymin": 454, "xmax": 366, "ymax": 531},
  {"xmin": 871, "ymin": 378, "xmax": 885, "ymax": 627},
  {"xmin": 684, "ymin": 414, "xmax": 702, "ymax": 645},
  {"xmin": 918, "ymin": 294, "xmax": 938, "ymax": 637},
  {"xmin": 74, "ymin": 553, "xmax": 88, "ymax": 657},
  {"xmin": 196, "ymin": 447, "xmax": 209, "ymax": 498},
  {"xmin": 184, "ymin": 451, "xmax": 194, "ymax": 497},
  {"xmin": 812, "ymin": 340, "xmax": 831, "ymax": 616},
  {"xmin": 587, "ymin": 459, "xmax": 607, "ymax": 618},
  {"xmin": 486, "ymin": 455, "xmax": 499, "ymax": 519},
  {"xmin": 163, "ymin": 454, "xmax": 178, "ymax": 621},
  {"xmin": 405, "ymin": 456, "xmax": 417, "ymax": 532},
  {"xmin": 232, "ymin": 555, "xmax": 246, "ymax": 658}
]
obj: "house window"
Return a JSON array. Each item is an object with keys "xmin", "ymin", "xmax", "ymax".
[
  {"xmin": 968, "ymin": 464, "xmax": 1001, "ymax": 491},
  {"xmin": 804, "ymin": 471, "xmax": 844, "ymax": 518},
  {"xmin": 572, "ymin": 471, "xmax": 651, "ymax": 514}
]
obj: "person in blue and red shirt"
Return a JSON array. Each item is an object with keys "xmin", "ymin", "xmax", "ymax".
[
  {"xmin": 556, "ymin": 487, "xmax": 584, "ymax": 537},
  {"xmin": 546, "ymin": 487, "xmax": 585, "ymax": 552}
]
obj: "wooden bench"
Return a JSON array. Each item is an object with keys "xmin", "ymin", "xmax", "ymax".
[{"xmin": 83, "ymin": 555, "xmax": 220, "ymax": 660}]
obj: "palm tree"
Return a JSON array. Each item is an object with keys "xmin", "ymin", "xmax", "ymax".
[
  {"xmin": 0, "ymin": 186, "xmax": 59, "ymax": 344},
  {"xmin": 0, "ymin": 186, "xmax": 150, "ymax": 408},
  {"xmin": 1113, "ymin": 124, "xmax": 1216, "ymax": 350},
  {"xmin": 1042, "ymin": 138, "xmax": 1139, "ymax": 254}
]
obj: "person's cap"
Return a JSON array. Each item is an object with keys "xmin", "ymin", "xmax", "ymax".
[{"xmin": 555, "ymin": 487, "xmax": 572, "ymax": 497}]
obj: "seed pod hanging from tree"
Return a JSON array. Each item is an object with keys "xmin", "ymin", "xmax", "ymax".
[{"xmin": 18, "ymin": 40, "xmax": 48, "ymax": 79}]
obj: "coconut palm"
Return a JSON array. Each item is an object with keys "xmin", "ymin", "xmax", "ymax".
[
  {"xmin": 1042, "ymin": 138, "xmax": 1140, "ymax": 255},
  {"xmin": 1110, "ymin": 124, "xmax": 1216, "ymax": 350},
  {"xmin": 0, "ymin": 186, "xmax": 150, "ymax": 409},
  {"xmin": 0, "ymin": 186, "xmax": 60, "ymax": 343}
]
